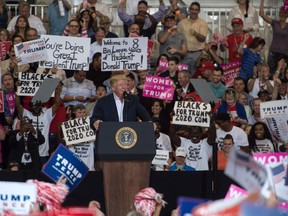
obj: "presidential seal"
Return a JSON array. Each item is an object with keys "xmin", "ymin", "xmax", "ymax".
[{"xmin": 115, "ymin": 127, "xmax": 137, "ymax": 149}]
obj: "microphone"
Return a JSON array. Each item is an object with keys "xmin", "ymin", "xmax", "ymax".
[{"xmin": 123, "ymin": 91, "xmax": 129, "ymax": 102}]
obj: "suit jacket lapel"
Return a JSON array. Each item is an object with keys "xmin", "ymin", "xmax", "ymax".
[{"xmin": 110, "ymin": 94, "xmax": 119, "ymax": 121}]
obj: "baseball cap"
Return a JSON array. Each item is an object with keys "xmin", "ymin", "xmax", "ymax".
[
  {"xmin": 100, "ymin": 16, "xmax": 110, "ymax": 24},
  {"xmin": 199, "ymin": 61, "xmax": 214, "ymax": 72},
  {"xmin": 231, "ymin": 18, "xmax": 243, "ymax": 26},
  {"xmin": 175, "ymin": 147, "xmax": 187, "ymax": 157},
  {"xmin": 165, "ymin": 14, "xmax": 176, "ymax": 21}
]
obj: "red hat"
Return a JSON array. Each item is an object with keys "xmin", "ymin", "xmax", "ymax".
[
  {"xmin": 231, "ymin": 18, "xmax": 243, "ymax": 26},
  {"xmin": 199, "ymin": 61, "xmax": 215, "ymax": 72}
]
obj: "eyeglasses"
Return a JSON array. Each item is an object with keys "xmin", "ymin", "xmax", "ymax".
[{"xmin": 225, "ymin": 89, "xmax": 236, "ymax": 94}]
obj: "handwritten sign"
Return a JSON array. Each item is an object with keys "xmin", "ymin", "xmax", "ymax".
[
  {"xmin": 68, "ymin": 143, "xmax": 94, "ymax": 171},
  {"xmin": 225, "ymin": 147, "xmax": 267, "ymax": 191},
  {"xmin": 221, "ymin": 61, "xmax": 241, "ymax": 87},
  {"xmin": 14, "ymin": 39, "xmax": 47, "ymax": 65},
  {"xmin": 0, "ymin": 181, "xmax": 36, "ymax": 214},
  {"xmin": 42, "ymin": 144, "xmax": 89, "ymax": 191},
  {"xmin": 101, "ymin": 37, "xmax": 148, "ymax": 71},
  {"xmin": 151, "ymin": 150, "xmax": 169, "ymax": 166},
  {"xmin": 61, "ymin": 117, "xmax": 96, "ymax": 146},
  {"xmin": 40, "ymin": 35, "xmax": 91, "ymax": 71},
  {"xmin": 129, "ymin": 33, "xmax": 154, "ymax": 59},
  {"xmin": 17, "ymin": 72, "xmax": 55, "ymax": 96},
  {"xmin": 142, "ymin": 76, "xmax": 174, "ymax": 100},
  {"xmin": 158, "ymin": 59, "xmax": 188, "ymax": 71},
  {"xmin": 172, "ymin": 101, "xmax": 211, "ymax": 127},
  {"xmin": 260, "ymin": 100, "xmax": 288, "ymax": 143},
  {"xmin": 0, "ymin": 41, "xmax": 11, "ymax": 61},
  {"xmin": 0, "ymin": 91, "xmax": 4, "ymax": 113}
]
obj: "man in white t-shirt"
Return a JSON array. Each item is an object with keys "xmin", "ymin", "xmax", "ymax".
[
  {"xmin": 215, "ymin": 112, "xmax": 249, "ymax": 153},
  {"xmin": 15, "ymin": 84, "xmax": 62, "ymax": 166},
  {"xmin": 170, "ymin": 125, "xmax": 214, "ymax": 171}
]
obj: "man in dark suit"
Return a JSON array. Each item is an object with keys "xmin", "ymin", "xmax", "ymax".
[{"xmin": 91, "ymin": 74, "xmax": 151, "ymax": 130}]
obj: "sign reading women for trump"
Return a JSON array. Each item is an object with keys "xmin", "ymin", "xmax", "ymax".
[
  {"xmin": 39, "ymin": 35, "xmax": 91, "ymax": 71},
  {"xmin": 42, "ymin": 144, "xmax": 89, "ymax": 191},
  {"xmin": 17, "ymin": 72, "xmax": 55, "ymax": 96},
  {"xmin": 14, "ymin": 39, "xmax": 47, "ymax": 65},
  {"xmin": 143, "ymin": 76, "xmax": 174, "ymax": 100},
  {"xmin": 157, "ymin": 59, "xmax": 188, "ymax": 72},
  {"xmin": 172, "ymin": 101, "xmax": 211, "ymax": 127},
  {"xmin": 0, "ymin": 181, "xmax": 36, "ymax": 214},
  {"xmin": 260, "ymin": 100, "xmax": 288, "ymax": 143},
  {"xmin": 61, "ymin": 117, "xmax": 96, "ymax": 146},
  {"xmin": 101, "ymin": 37, "xmax": 147, "ymax": 71}
]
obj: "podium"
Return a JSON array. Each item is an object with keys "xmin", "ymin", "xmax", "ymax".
[{"xmin": 97, "ymin": 122, "xmax": 156, "ymax": 215}]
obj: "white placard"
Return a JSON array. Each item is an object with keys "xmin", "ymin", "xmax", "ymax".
[
  {"xmin": 14, "ymin": 39, "xmax": 47, "ymax": 65},
  {"xmin": 0, "ymin": 181, "xmax": 37, "ymax": 214},
  {"xmin": 40, "ymin": 35, "xmax": 91, "ymax": 71},
  {"xmin": 17, "ymin": 72, "xmax": 55, "ymax": 96},
  {"xmin": 61, "ymin": 117, "xmax": 96, "ymax": 145},
  {"xmin": 101, "ymin": 37, "xmax": 148, "ymax": 71},
  {"xmin": 151, "ymin": 150, "xmax": 169, "ymax": 166},
  {"xmin": 172, "ymin": 101, "xmax": 211, "ymax": 127}
]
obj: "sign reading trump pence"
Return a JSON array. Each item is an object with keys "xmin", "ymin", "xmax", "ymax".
[
  {"xmin": 40, "ymin": 35, "xmax": 91, "ymax": 71},
  {"xmin": 14, "ymin": 39, "xmax": 47, "ymax": 65},
  {"xmin": 172, "ymin": 101, "xmax": 211, "ymax": 127},
  {"xmin": 61, "ymin": 117, "xmax": 95, "ymax": 146},
  {"xmin": 143, "ymin": 76, "xmax": 174, "ymax": 100},
  {"xmin": 42, "ymin": 144, "xmax": 89, "ymax": 191},
  {"xmin": 101, "ymin": 37, "xmax": 148, "ymax": 71}
]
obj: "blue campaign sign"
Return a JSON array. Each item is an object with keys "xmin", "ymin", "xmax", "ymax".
[
  {"xmin": 42, "ymin": 144, "xmax": 89, "ymax": 191},
  {"xmin": 178, "ymin": 197, "xmax": 208, "ymax": 216}
]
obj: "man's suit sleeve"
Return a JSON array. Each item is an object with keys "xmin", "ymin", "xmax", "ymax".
[
  {"xmin": 90, "ymin": 99, "xmax": 104, "ymax": 128},
  {"xmin": 135, "ymin": 96, "xmax": 152, "ymax": 122}
]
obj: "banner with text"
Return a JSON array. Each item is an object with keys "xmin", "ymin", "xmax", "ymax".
[
  {"xmin": 221, "ymin": 61, "xmax": 241, "ymax": 87},
  {"xmin": 143, "ymin": 76, "xmax": 174, "ymax": 100},
  {"xmin": 40, "ymin": 35, "xmax": 90, "ymax": 71},
  {"xmin": 17, "ymin": 72, "xmax": 55, "ymax": 96},
  {"xmin": 61, "ymin": 117, "xmax": 96, "ymax": 146},
  {"xmin": 14, "ymin": 39, "xmax": 47, "ymax": 65},
  {"xmin": 101, "ymin": 37, "xmax": 148, "ymax": 71},
  {"xmin": 172, "ymin": 101, "xmax": 211, "ymax": 127},
  {"xmin": 129, "ymin": 33, "xmax": 154, "ymax": 59},
  {"xmin": 42, "ymin": 144, "xmax": 89, "ymax": 191},
  {"xmin": 158, "ymin": 59, "xmax": 189, "ymax": 72},
  {"xmin": 260, "ymin": 100, "xmax": 288, "ymax": 143},
  {"xmin": 0, "ymin": 41, "xmax": 12, "ymax": 61},
  {"xmin": 225, "ymin": 184, "xmax": 248, "ymax": 200},
  {"xmin": 0, "ymin": 181, "xmax": 37, "ymax": 214},
  {"xmin": 151, "ymin": 150, "xmax": 169, "ymax": 166}
]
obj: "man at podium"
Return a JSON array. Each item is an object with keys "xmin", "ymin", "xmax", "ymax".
[{"xmin": 90, "ymin": 74, "xmax": 151, "ymax": 130}]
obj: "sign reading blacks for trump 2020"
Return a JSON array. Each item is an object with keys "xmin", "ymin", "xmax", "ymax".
[
  {"xmin": 14, "ymin": 39, "xmax": 47, "ymax": 65},
  {"xmin": 143, "ymin": 76, "xmax": 174, "ymax": 100},
  {"xmin": 0, "ymin": 181, "xmax": 37, "ymax": 214},
  {"xmin": 101, "ymin": 37, "xmax": 148, "ymax": 71},
  {"xmin": 39, "ymin": 35, "xmax": 91, "ymax": 71},
  {"xmin": 17, "ymin": 72, "xmax": 55, "ymax": 96},
  {"xmin": 42, "ymin": 144, "xmax": 89, "ymax": 191},
  {"xmin": 172, "ymin": 101, "xmax": 211, "ymax": 127},
  {"xmin": 61, "ymin": 117, "xmax": 96, "ymax": 146}
]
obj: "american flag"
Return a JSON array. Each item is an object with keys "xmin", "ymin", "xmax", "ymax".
[
  {"xmin": 17, "ymin": 43, "xmax": 30, "ymax": 55},
  {"xmin": 271, "ymin": 163, "xmax": 285, "ymax": 184}
]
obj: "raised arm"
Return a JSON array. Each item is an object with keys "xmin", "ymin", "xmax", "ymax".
[{"xmin": 260, "ymin": 0, "xmax": 272, "ymax": 25}]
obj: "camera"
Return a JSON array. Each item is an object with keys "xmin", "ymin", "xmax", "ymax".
[{"xmin": 23, "ymin": 117, "xmax": 32, "ymax": 125}]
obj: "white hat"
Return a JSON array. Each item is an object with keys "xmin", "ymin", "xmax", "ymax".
[{"xmin": 175, "ymin": 147, "xmax": 186, "ymax": 157}]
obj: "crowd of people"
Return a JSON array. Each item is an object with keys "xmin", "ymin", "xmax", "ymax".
[{"xmin": 0, "ymin": 0, "xmax": 286, "ymax": 174}]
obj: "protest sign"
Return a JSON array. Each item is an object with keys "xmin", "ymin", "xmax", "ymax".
[
  {"xmin": 253, "ymin": 152, "xmax": 288, "ymax": 165},
  {"xmin": 0, "ymin": 91, "xmax": 4, "ymax": 113},
  {"xmin": 225, "ymin": 184, "xmax": 248, "ymax": 200},
  {"xmin": 6, "ymin": 93, "xmax": 15, "ymax": 116},
  {"xmin": 0, "ymin": 181, "xmax": 37, "ymax": 214},
  {"xmin": 151, "ymin": 150, "xmax": 169, "ymax": 166},
  {"xmin": 42, "ymin": 144, "xmax": 89, "ymax": 191},
  {"xmin": 221, "ymin": 61, "xmax": 241, "ymax": 87},
  {"xmin": 17, "ymin": 72, "xmax": 55, "ymax": 96},
  {"xmin": 61, "ymin": 117, "xmax": 96, "ymax": 146},
  {"xmin": 260, "ymin": 100, "xmax": 288, "ymax": 143},
  {"xmin": 40, "ymin": 35, "xmax": 91, "ymax": 71},
  {"xmin": 178, "ymin": 197, "xmax": 207, "ymax": 216},
  {"xmin": 0, "ymin": 41, "xmax": 12, "ymax": 61},
  {"xmin": 68, "ymin": 143, "xmax": 95, "ymax": 171},
  {"xmin": 128, "ymin": 33, "xmax": 154, "ymax": 59},
  {"xmin": 157, "ymin": 59, "xmax": 189, "ymax": 72},
  {"xmin": 225, "ymin": 147, "xmax": 267, "ymax": 191},
  {"xmin": 14, "ymin": 39, "xmax": 47, "ymax": 65},
  {"xmin": 101, "ymin": 37, "xmax": 148, "ymax": 71},
  {"xmin": 142, "ymin": 76, "xmax": 174, "ymax": 100},
  {"xmin": 172, "ymin": 101, "xmax": 211, "ymax": 127}
]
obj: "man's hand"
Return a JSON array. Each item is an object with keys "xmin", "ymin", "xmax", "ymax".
[{"xmin": 93, "ymin": 119, "xmax": 103, "ymax": 131}]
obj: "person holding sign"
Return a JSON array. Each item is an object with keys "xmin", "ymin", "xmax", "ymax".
[
  {"xmin": 8, "ymin": 116, "xmax": 45, "ymax": 170},
  {"xmin": 91, "ymin": 74, "xmax": 151, "ymax": 130}
]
